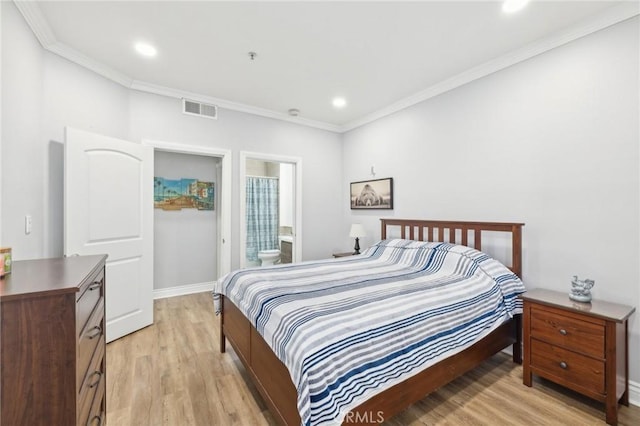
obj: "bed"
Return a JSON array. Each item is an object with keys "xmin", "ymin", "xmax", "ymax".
[{"xmin": 216, "ymin": 219, "xmax": 525, "ymax": 425}]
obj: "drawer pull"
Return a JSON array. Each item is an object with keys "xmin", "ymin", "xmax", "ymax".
[
  {"xmin": 87, "ymin": 414, "xmax": 103, "ymax": 426},
  {"xmin": 559, "ymin": 329, "xmax": 567, "ymax": 335},
  {"xmin": 87, "ymin": 325, "xmax": 102, "ymax": 339},
  {"xmin": 88, "ymin": 371, "xmax": 103, "ymax": 388},
  {"xmin": 89, "ymin": 281, "xmax": 102, "ymax": 291},
  {"xmin": 559, "ymin": 361, "xmax": 568, "ymax": 369}
]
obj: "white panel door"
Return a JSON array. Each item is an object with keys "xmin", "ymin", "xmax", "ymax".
[{"xmin": 65, "ymin": 127, "xmax": 153, "ymax": 342}]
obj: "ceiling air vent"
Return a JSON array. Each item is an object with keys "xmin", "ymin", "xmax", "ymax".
[{"xmin": 182, "ymin": 99, "xmax": 218, "ymax": 120}]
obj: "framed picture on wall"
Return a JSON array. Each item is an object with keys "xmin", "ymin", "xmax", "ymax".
[
  {"xmin": 154, "ymin": 177, "xmax": 215, "ymax": 211},
  {"xmin": 350, "ymin": 177, "xmax": 393, "ymax": 210}
]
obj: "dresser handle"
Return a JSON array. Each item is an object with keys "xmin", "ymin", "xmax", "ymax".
[
  {"xmin": 559, "ymin": 361, "xmax": 568, "ymax": 369},
  {"xmin": 87, "ymin": 325, "xmax": 102, "ymax": 339},
  {"xmin": 88, "ymin": 371, "xmax": 103, "ymax": 388},
  {"xmin": 559, "ymin": 329, "xmax": 567, "ymax": 335},
  {"xmin": 89, "ymin": 281, "xmax": 102, "ymax": 291}
]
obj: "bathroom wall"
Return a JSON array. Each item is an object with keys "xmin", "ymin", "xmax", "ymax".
[{"xmin": 246, "ymin": 159, "xmax": 279, "ymax": 177}]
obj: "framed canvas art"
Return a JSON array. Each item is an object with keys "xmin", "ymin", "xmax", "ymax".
[
  {"xmin": 154, "ymin": 177, "xmax": 215, "ymax": 210},
  {"xmin": 350, "ymin": 177, "xmax": 393, "ymax": 210}
]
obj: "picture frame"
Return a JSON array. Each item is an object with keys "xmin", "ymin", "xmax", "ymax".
[
  {"xmin": 350, "ymin": 177, "xmax": 393, "ymax": 210},
  {"xmin": 154, "ymin": 177, "xmax": 215, "ymax": 211}
]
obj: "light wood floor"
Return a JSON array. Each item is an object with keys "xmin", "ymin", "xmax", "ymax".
[{"xmin": 106, "ymin": 293, "xmax": 640, "ymax": 425}]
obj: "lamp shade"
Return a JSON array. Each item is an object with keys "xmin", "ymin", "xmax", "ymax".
[{"xmin": 349, "ymin": 224, "xmax": 367, "ymax": 238}]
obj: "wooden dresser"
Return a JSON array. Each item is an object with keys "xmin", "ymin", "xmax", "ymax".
[
  {"xmin": 1, "ymin": 255, "xmax": 107, "ymax": 426},
  {"xmin": 521, "ymin": 288, "xmax": 635, "ymax": 425}
]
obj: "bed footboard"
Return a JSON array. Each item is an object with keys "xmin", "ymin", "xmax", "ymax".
[{"xmin": 221, "ymin": 296, "xmax": 301, "ymax": 425}]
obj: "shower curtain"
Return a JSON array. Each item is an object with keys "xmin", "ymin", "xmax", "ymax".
[{"xmin": 246, "ymin": 177, "xmax": 280, "ymax": 262}]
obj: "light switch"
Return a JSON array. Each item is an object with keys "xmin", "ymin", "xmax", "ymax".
[{"xmin": 25, "ymin": 215, "xmax": 32, "ymax": 235}]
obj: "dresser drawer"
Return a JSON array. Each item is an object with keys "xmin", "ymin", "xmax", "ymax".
[
  {"xmin": 85, "ymin": 373, "xmax": 106, "ymax": 426},
  {"xmin": 78, "ymin": 342, "xmax": 105, "ymax": 425},
  {"xmin": 78, "ymin": 298, "xmax": 104, "ymax": 390},
  {"xmin": 530, "ymin": 306, "xmax": 604, "ymax": 358},
  {"xmin": 79, "ymin": 339, "xmax": 105, "ymax": 399},
  {"xmin": 77, "ymin": 269, "xmax": 104, "ymax": 337},
  {"xmin": 531, "ymin": 339, "xmax": 605, "ymax": 394}
]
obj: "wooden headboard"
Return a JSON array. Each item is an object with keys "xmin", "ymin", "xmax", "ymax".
[{"xmin": 380, "ymin": 219, "xmax": 524, "ymax": 278}]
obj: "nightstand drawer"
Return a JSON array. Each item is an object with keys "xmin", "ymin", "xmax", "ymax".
[
  {"xmin": 530, "ymin": 306, "xmax": 604, "ymax": 358},
  {"xmin": 531, "ymin": 339, "xmax": 604, "ymax": 395}
]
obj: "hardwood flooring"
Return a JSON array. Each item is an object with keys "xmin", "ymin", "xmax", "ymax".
[{"xmin": 106, "ymin": 293, "xmax": 640, "ymax": 425}]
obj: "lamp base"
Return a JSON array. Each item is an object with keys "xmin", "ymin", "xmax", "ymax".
[{"xmin": 353, "ymin": 237, "xmax": 360, "ymax": 255}]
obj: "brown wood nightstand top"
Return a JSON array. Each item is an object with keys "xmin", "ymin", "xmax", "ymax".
[
  {"xmin": 332, "ymin": 252, "xmax": 357, "ymax": 258},
  {"xmin": 520, "ymin": 288, "xmax": 635, "ymax": 323}
]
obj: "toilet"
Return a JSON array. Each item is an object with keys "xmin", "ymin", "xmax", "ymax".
[{"xmin": 257, "ymin": 249, "xmax": 280, "ymax": 266}]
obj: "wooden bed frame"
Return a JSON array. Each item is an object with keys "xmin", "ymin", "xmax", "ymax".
[{"xmin": 220, "ymin": 219, "xmax": 524, "ymax": 425}]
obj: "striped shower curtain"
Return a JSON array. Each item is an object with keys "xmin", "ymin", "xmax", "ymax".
[{"xmin": 246, "ymin": 177, "xmax": 279, "ymax": 262}]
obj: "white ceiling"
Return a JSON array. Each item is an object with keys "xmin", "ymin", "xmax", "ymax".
[{"xmin": 18, "ymin": 1, "xmax": 639, "ymax": 132}]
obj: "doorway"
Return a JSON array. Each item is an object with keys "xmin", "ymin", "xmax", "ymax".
[
  {"xmin": 144, "ymin": 139, "xmax": 232, "ymax": 284},
  {"xmin": 239, "ymin": 151, "xmax": 302, "ymax": 268}
]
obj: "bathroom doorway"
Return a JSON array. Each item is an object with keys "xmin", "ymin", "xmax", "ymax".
[{"xmin": 239, "ymin": 152, "xmax": 302, "ymax": 268}]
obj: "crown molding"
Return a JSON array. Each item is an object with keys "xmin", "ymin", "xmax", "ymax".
[
  {"xmin": 12, "ymin": 0, "xmax": 340, "ymax": 133},
  {"xmin": 13, "ymin": 0, "xmax": 56, "ymax": 47},
  {"xmin": 341, "ymin": 2, "xmax": 640, "ymax": 133},
  {"xmin": 130, "ymin": 80, "xmax": 343, "ymax": 133},
  {"xmin": 14, "ymin": 0, "xmax": 133, "ymax": 87},
  {"xmin": 13, "ymin": 0, "xmax": 639, "ymax": 135},
  {"xmin": 48, "ymin": 42, "xmax": 133, "ymax": 87}
]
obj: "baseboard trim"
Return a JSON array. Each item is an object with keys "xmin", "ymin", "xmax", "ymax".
[{"xmin": 153, "ymin": 281, "xmax": 215, "ymax": 300}]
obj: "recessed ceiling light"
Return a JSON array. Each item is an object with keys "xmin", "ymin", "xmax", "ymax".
[
  {"xmin": 502, "ymin": 0, "xmax": 530, "ymax": 14},
  {"xmin": 134, "ymin": 42, "xmax": 157, "ymax": 57},
  {"xmin": 332, "ymin": 97, "xmax": 347, "ymax": 108}
]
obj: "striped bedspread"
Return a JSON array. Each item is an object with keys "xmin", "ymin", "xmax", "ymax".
[{"xmin": 215, "ymin": 239, "xmax": 526, "ymax": 426}]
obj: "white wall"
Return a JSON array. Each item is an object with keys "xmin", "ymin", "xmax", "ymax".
[
  {"xmin": 154, "ymin": 151, "xmax": 219, "ymax": 289},
  {"xmin": 128, "ymin": 91, "xmax": 344, "ymax": 269},
  {"xmin": 42, "ymin": 47, "xmax": 130, "ymax": 258},
  {"xmin": 1, "ymin": 3, "xmax": 344, "ymax": 270},
  {"xmin": 1, "ymin": 2, "xmax": 129, "ymax": 260},
  {"xmin": 2, "ymin": 1, "xmax": 45, "ymax": 259},
  {"xmin": 343, "ymin": 17, "xmax": 640, "ymax": 382}
]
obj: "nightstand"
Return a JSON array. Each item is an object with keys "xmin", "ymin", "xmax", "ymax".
[
  {"xmin": 521, "ymin": 289, "xmax": 635, "ymax": 425},
  {"xmin": 332, "ymin": 252, "xmax": 357, "ymax": 258}
]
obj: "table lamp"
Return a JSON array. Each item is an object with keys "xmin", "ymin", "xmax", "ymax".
[{"xmin": 349, "ymin": 224, "xmax": 366, "ymax": 255}]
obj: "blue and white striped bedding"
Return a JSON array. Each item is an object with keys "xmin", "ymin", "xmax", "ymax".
[{"xmin": 215, "ymin": 239, "xmax": 525, "ymax": 426}]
